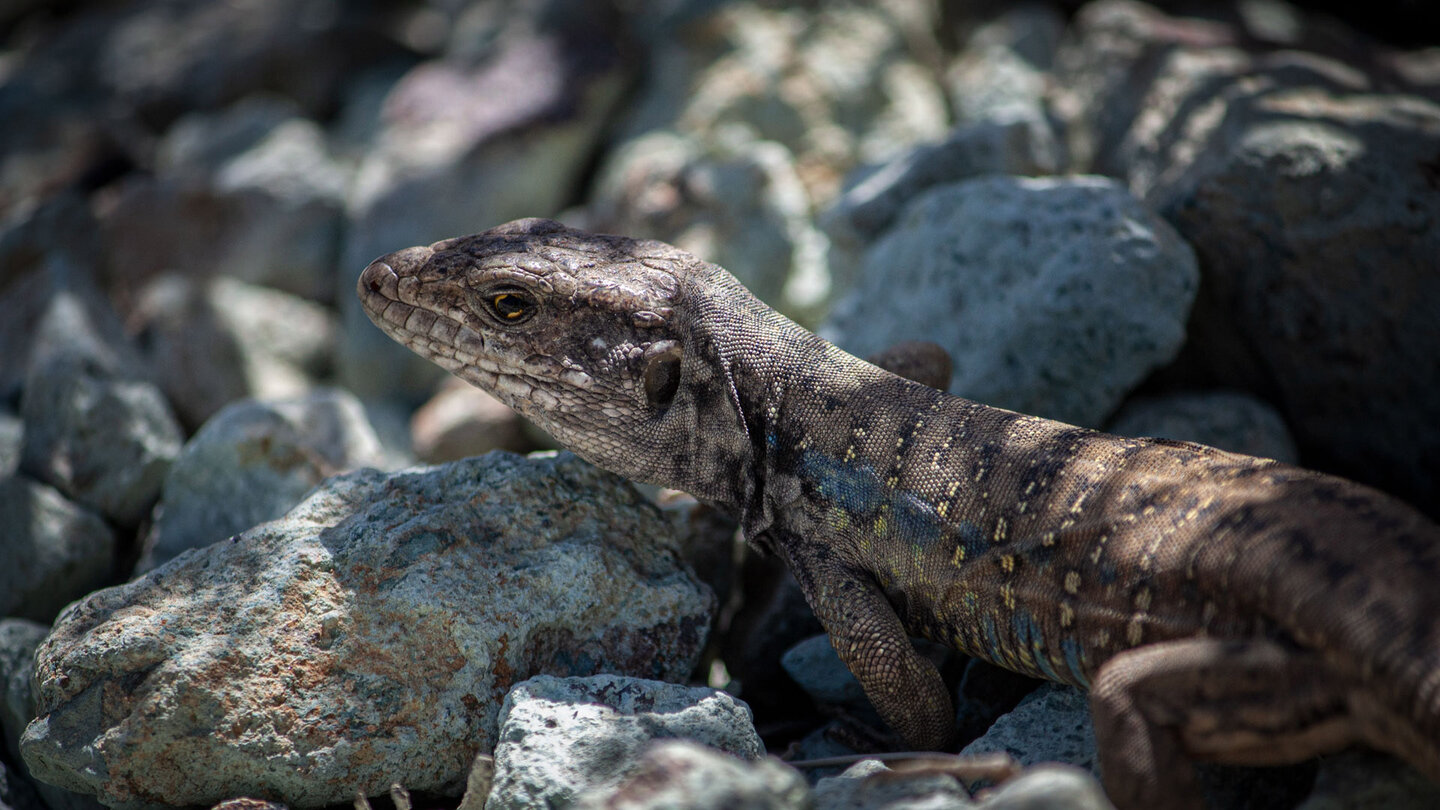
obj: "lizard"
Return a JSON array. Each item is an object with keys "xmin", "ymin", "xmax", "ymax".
[{"xmin": 357, "ymin": 217, "xmax": 1440, "ymax": 810}]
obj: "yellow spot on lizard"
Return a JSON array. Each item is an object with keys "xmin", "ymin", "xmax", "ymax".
[{"xmin": 1064, "ymin": 571, "xmax": 1081, "ymax": 595}]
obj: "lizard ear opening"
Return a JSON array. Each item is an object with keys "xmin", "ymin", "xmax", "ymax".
[{"xmin": 643, "ymin": 343, "xmax": 684, "ymax": 410}]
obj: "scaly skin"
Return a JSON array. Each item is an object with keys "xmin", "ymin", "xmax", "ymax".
[{"xmin": 358, "ymin": 218, "xmax": 1440, "ymax": 809}]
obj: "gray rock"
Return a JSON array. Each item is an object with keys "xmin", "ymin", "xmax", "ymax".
[
  {"xmin": 823, "ymin": 176, "xmax": 1198, "ymax": 427},
  {"xmin": 0, "ymin": 619, "xmax": 48, "ymax": 762},
  {"xmin": 960, "ymin": 685, "xmax": 1097, "ymax": 776},
  {"xmin": 339, "ymin": 20, "xmax": 629, "ymax": 402},
  {"xmin": 820, "ymin": 120, "xmax": 1065, "ymax": 294},
  {"xmin": 0, "ymin": 411, "xmax": 20, "ymax": 478},
  {"xmin": 129, "ymin": 274, "xmax": 339, "ymax": 432},
  {"xmin": 589, "ymin": 130, "xmax": 831, "ymax": 322},
  {"xmin": 1055, "ymin": 0, "xmax": 1440, "ymax": 509},
  {"xmin": 19, "ymin": 343, "xmax": 183, "ymax": 528},
  {"xmin": 611, "ymin": 2, "xmax": 951, "ymax": 202},
  {"xmin": 21, "ymin": 452, "xmax": 712, "ymax": 809},
  {"xmin": 977, "ymin": 765, "xmax": 1115, "ymax": 810},
  {"xmin": 1152, "ymin": 79, "xmax": 1440, "ymax": 509},
  {"xmin": 0, "ymin": 477, "xmax": 115, "ymax": 624},
  {"xmin": 1107, "ymin": 391, "xmax": 1298, "ymax": 463},
  {"xmin": 0, "ymin": 620, "xmax": 101, "ymax": 810},
  {"xmin": 0, "ymin": 195, "xmax": 125, "ymax": 402},
  {"xmin": 570, "ymin": 740, "xmax": 808, "ymax": 810},
  {"xmin": 137, "ymin": 388, "xmax": 392, "ymax": 573},
  {"xmin": 948, "ymin": 5, "xmax": 1066, "ymax": 123},
  {"xmin": 488, "ymin": 675, "xmax": 763, "ymax": 810},
  {"xmin": 812, "ymin": 758, "xmax": 971, "ymax": 810},
  {"xmin": 99, "ymin": 100, "xmax": 351, "ymax": 307},
  {"xmin": 780, "ymin": 634, "xmax": 867, "ymax": 711}
]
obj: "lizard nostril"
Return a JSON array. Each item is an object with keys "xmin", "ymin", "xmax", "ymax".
[{"xmin": 361, "ymin": 260, "xmax": 398, "ymax": 295}]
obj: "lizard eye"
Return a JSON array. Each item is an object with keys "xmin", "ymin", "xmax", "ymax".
[{"xmin": 486, "ymin": 291, "xmax": 535, "ymax": 323}]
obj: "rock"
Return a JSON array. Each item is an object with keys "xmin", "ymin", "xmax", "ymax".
[
  {"xmin": 948, "ymin": 4, "xmax": 1066, "ymax": 126},
  {"xmin": 571, "ymin": 740, "xmax": 808, "ymax": 810},
  {"xmin": 0, "ymin": 195, "xmax": 122, "ymax": 402},
  {"xmin": 779, "ymin": 635, "xmax": 869, "ymax": 713},
  {"xmin": 128, "ymin": 274, "xmax": 339, "ymax": 432},
  {"xmin": 589, "ymin": 131, "xmax": 830, "ymax": 322},
  {"xmin": 819, "ymin": 121, "xmax": 1066, "ymax": 293},
  {"xmin": 0, "ymin": 477, "xmax": 115, "ymax": 623},
  {"xmin": 811, "ymin": 758, "xmax": 970, "ymax": 810},
  {"xmin": 822, "ymin": 175, "xmax": 1198, "ymax": 427},
  {"xmin": 0, "ymin": 411, "xmax": 20, "ymax": 478},
  {"xmin": 21, "ymin": 452, "xmax": 712, "ymax": 809},
  {"xmin": 137, "ymin": 388, "xmax": 392, "ymax": 573},
  {"xmin": 611, "ymin": 2, "xmax": 951, "ymax": 203},
  {"xmin": 977, "ymin": 764, "xmax": 1116, "ymax": 810},
  {"xmin": 411, "ymin": 378, "xmax": 533, "ymax": 464},
  {"xmin": 101, "ymin": 102, "xmax": 350, "ymax": 310},
  {"xmin": 1154, "ymin": 80, "xmax": 1440, "ymax": 510},
  {"xmin": 0, "ymin": 620, "xmax": 102, "ymax": 810},
  {"xmin": 1106, "ymin": 391, "xmax": 1298, "ymax": 463},
  {"xmin": 487, "ymin": 675, "xmax": 763, "ymax": 810},
  {"xmin": 960, "ymin": 684, "xmax": 1097, "ymax": 776},
  {"xmin": 1055, "ymin": 0, "xmax": 1440, "ymax": 510},
  {"xmin": 19, "ymin": 340, "xmax": 183, "ymax": 529},
  {"xmin": 954, "ymin": 659, "xmax": 1044, "ymax": 749},
  {"xmin": 339, "ymin": 13, "xmax": 630, "ymax": 402},
  {"xmin": 89, "ymin": 0, "xmax": 400, "ymax": 128},
  {"xmin": 0, "ymin": 619, "xmax": 48, "ymax": 762}
]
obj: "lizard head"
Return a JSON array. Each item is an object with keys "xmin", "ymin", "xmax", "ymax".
[{"xmin": 358, "ymin": 218, "xmax": 772, "ymax": 504}]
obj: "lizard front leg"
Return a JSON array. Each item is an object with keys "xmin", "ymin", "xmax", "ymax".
[
  {"xmin": 1091, "ymin": 637, "xmax": 1356, "ymax": 810},
  {"xmin": 782, "ymin": 539, "xmax": 956, "ymax": 752}
]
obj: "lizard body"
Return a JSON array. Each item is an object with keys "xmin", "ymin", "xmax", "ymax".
[{"xmin": 358, "ymin": 218, "xmax": 1440, "ymax": 809}]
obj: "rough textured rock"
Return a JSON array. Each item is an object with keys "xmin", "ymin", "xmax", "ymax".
[
  {"xmin": 129, "ymin": 274, "xmax": 339, "ymax": 432},
  {"xmin": 21, "ymin": 452, "xmax": 712, "ymax": 809},
  {"xmin": 0, "ymin": 477, "xmax": 115, "ymax": 624},
  {"xmin": 571, "ymin": 740, "xmax": 807, "ymax": 810},
  {"xmin": 0, "ymin": 619, "xmax": 48, "ymax": 762},
  {"xmin": 1106, "ymin": 391, "xmax": 1298, "ymax": 463},
  {"xmin": 0, "ymin": 620, "xmax": 101, "ymax": 810},
  {"xmin": 1055, "ymin": 0, "xmax": 1440, "ymax": 511},
  {"xmin": 138, "ymin": 388, "xmax": 392, "ymax": 573},
  {"xmin": 823, "ymin": 175, "xmax": 1198, "ymax": 427},
  {"xmin": 960, "ymin": 684, "xmax": 1097, "ymax": 775},
  {"xmin": 488, "ymin": 675, "xmax": 764, "ymax": 810},
  {"xmin": 19, "ymin": 342, "xmax": 183, "ymax": 528},
  {"xmin": 340, "ymin": 11, "xmax": 630, "ymax": 401},
  {"xmin": 411, "ymin": 378, "xmax": 533, "ymax": 464},
  {"xmin": 1155, "ymin": 81, "xmax": 1440, "ymax": 510},
  {"xmin": 819, "ymin": 119, "xmax": 1066, "ymax": 294}
]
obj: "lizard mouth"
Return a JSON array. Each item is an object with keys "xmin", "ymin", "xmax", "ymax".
[{"xmin": 358, "ymin": 256, "xmax": 568, "ymax": 409}]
